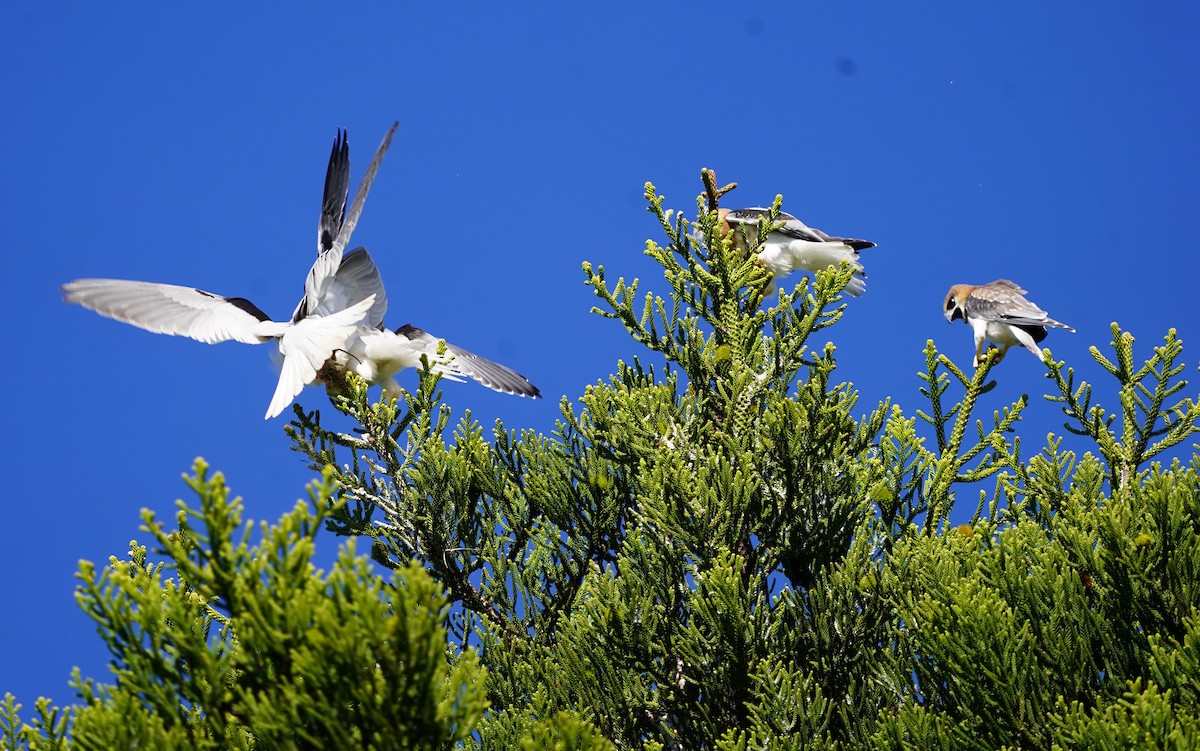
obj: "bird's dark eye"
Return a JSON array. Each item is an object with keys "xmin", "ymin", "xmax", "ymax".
[{"xmin": 945, "ymin": 299, "xmax": 955, "ymax": 310}]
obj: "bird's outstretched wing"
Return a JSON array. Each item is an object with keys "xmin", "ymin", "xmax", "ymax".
[
  {"xmin": 395, "ymin": 324, "xmax": 541, "ymax": 398},
  {"xmin": 61, "ymin": 278, "xmax": 282, "ymax": 345},
  {"xmin": 300, "ymin": 122, "xmax": 398, "ymax": 320}
]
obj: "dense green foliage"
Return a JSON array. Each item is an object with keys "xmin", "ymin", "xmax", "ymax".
[
  {"xmin": 6, "ymin": 174, "xmax": 1199, "ymax": 749},
  {"xmin": 2, "ymin": 466, "xmax": 486, "ymax": 750}
]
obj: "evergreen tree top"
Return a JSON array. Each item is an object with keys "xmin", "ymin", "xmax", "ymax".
[{"xmin": 6, "ymin": 171, "xmax": 1198, "ymax": 749}]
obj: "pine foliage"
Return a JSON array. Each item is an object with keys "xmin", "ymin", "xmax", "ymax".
[
  {"xmin": 5, "ymin": 171, "xmax": 1200, "ymax": 748},
  {"xmin": 2, "ymin": 461, "xmax": 486, "ymax": 750}
]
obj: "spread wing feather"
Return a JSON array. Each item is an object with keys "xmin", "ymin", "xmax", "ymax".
[
  {"xmin": 395, "ymin": 324, "xmax": 541, "ymax": 398},
  {"xmin": 61, "ymin": 278, "xmax": 278, "ymax": 345},
  {"xmin": 318, "ymin": 129, "xmax": 351, "ymax": 255},
  {"xmin": 299, "ymin": 247, "xmax": 388, "ymax": 328},
  {"xmin": 726, "ymin": 208, "xmax": 876, "ymax": 250},
  {"xmin": 301, "ymin": 122, "xmax": 398, "ymax": 318}
]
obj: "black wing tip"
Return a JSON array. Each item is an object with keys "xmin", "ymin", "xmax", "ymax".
[
  {"xmin": 319, "ymin": 128, "xmax": 353, "ymax": 252},
  {"xmin": 395, "ymin": 323, "xmax": 542, "ymax": 398},
  {"xmin": 325, "ymin": 129, "xmax": 350, "ymax": 174},
  {"xmin": 329, "ymin": 130, "xmax": 350, "ymax": 167},
  {"xmin": 481, "ymin": 362, "xmax": 541, "ymax": 398},
  {"xmin": 469, "ymin": 358, "xmax": 542, "ymax": 399},
  {"xmin": 482, "ymin": 374, "xmax": 542, "ymax": 399}
]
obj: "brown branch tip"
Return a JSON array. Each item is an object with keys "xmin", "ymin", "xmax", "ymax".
[{"xmin": 700, "ymin": 168, "xmax": 737, "ymax": 213}]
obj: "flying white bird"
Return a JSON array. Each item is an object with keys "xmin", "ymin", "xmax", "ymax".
[
  {"xmin": 62, "ymin": 123, "xmax": 399, "ymax": 418},
  {"xmin": 943, "ymin": 279, "xmax": 1075, "ymax": 367},
  {"xmin": 709, "ymin": 207, "xmax": 877, "ymax": 296}
]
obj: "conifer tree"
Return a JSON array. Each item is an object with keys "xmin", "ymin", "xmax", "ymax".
[
  {"xmin": 288, "ymin": 170, "xmax": 1200, "ymax": 748},
  {"xmin": 2, "ymin": 462, "xmax": 487, "ymax": 750},
  {"xmin": 5, "ymin": 171, "xmax": 1199, "ymax": 749}
]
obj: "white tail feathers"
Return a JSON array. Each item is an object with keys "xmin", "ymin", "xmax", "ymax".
[
  {"xmin": 264, "ymin": 294, "xmax": 377, "ymax": 419},
  {"xmin": 843, "ymin": 275, "xmax": 867, "ymax": 297}
]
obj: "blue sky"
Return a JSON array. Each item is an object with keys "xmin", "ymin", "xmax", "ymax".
[{"xmin": 3, "ymin": 2, "xmax": 1197, "ymax": 709}]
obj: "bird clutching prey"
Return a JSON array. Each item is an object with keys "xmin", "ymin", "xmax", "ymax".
[
  {"xmin": 712, "ymin": 207, "xmax": 877, "ymax": 296},
  {"xmin": 942, "ymin": 279, "xmax": 1075, "ymax": 367},
  {"xmin": 63, "ymin": 123, "xmax": 399, "ymax": 419},
  {"xmin": 64, "ymin": 123, "xmax": 538, "ymax": 418}
]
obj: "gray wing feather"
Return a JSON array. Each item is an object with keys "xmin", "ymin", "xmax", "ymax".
[
  {"xmin": 292, "ymin": 247, "xmax": 388, "ymax": 326},
  {"xmin": 302, "ymin": 122, "xmax": 398, "ymax": 316},
  {"xmin": 396, "ymin": 324, "xmax": 541, "ymax": 398},
  {"xmin": 727, "ymin": 207, "xmax": 875, "ymax": 249},
  {"xmin": 327, "ymin": 248, "xmax": 388, "ymax": 328},
  {"xmin": 968, "ymin": 279, "xmax": 1073, "ymax": 330},
  {"xmin": 725, "ymin": 208, "xmax": 775, "ymax": 223}
]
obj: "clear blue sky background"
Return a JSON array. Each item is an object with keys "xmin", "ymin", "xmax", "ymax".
[{"xmin": 3, "ymin": 2, "xmax": 1197, "ymax": 709}]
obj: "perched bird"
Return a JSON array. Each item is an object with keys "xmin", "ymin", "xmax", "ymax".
[
  {"xmin": 714, "ymin": 207, "xmax": 876, "ymax": 296},
  {"xmin": 942, "ymin": 279, "xmax": 1075, "ymax": 367},
  {"xmin": 61, "ymin": 123, "xmax": 398, "ymax": 419}
]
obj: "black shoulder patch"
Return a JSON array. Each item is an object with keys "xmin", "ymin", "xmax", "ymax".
[{"xmin": 226, "ymin": 297, "xmax": 271, "ymax": 322}]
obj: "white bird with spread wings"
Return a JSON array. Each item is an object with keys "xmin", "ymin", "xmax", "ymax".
[
  {"xmin": 62, "ymin": 123, "xmax": 398, "ymax": 418},
  {"xmin": 64, "ymin": 122, "xmax": 540, "ymax": 417}
]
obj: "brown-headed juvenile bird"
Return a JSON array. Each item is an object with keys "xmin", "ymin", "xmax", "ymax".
[
  {"xmin": 943, "ymin": 279, "xmax": 1075, "ymax": 367},
  {"xmin": 714, "ymin": 207, "xmax": 876, "ymax": 296}
]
